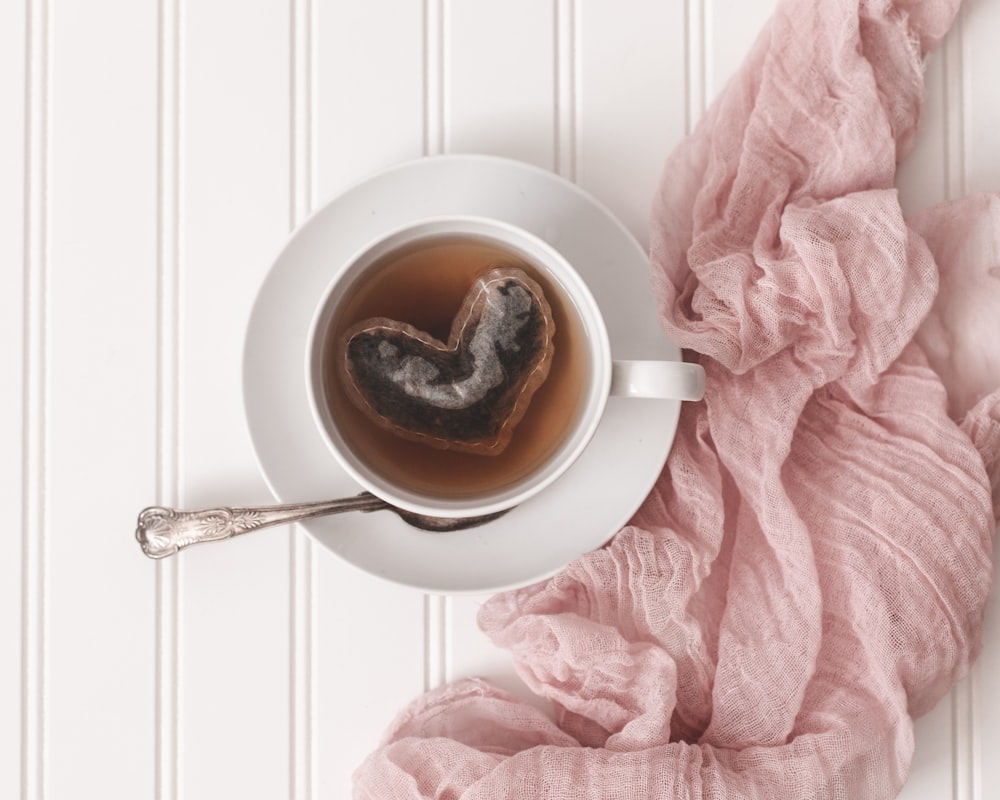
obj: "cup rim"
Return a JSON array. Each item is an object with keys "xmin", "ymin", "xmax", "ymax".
[{"xmin": 305, "ymin": 214, "xmax": 612, "ymax": 518}]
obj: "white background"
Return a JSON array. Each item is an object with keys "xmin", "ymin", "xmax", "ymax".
[{"xmin": 2, "ymin": 0, "xmax": 997, "ymax": 798}]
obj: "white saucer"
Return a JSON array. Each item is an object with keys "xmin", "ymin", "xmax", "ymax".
[{"xmin": 243, "ymin": 155, "xmax": 681, "ymax": 594}]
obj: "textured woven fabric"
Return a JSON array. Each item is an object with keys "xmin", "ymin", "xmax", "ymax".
[{"xmin": 353, "ymin": 0, "xmax": 999, "ymax": 796}]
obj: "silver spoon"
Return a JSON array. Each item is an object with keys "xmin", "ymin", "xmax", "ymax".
[{"xmin": 135, "ymin": 491, "xmax": 507, "ymax": 559}]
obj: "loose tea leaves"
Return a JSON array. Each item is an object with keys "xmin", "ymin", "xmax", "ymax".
[{"xmin": 339, "ymin": 267, "xmax": 556, "ymax": 455}]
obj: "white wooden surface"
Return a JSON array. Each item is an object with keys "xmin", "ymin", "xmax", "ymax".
[{"xmin": 2, "ymin": 1, "xmax": 997, "ymax": 798}]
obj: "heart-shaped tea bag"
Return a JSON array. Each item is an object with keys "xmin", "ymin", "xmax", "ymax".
[{"xmin": 338, "ymin": 267, "xmax": 555, "ymax": 455}]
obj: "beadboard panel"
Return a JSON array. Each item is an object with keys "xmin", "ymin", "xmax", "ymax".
[
  {"xmin": 903, "ymin": 700, "xmax": 957, "ymax": 800},
  {"xmin": 313, "ymin": 0, "xmax": 426, "ymax": 194},
  {"xmin": 443, "ymin": 0, "xmax": 557, "ymax": 169},
  {"xmin": 44, "ymin": 2, "xmax": 161, "ymax": 798},
  {"xmin": 574, "ymin": 0, "xmax": 688, "ymax": 248},
  {"xmin": 5, "ymin": 1, "xmax": 998, "ymax": 799},
  {"xmin": 705, "ymin": 0, "xmax": 773, "ymax": 101},
  {"xmin": 177, "ymin": 1, "xmax": 294, "ymax": 799}
]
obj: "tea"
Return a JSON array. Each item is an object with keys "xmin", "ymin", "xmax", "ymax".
[{"xmin": 319, "ymin": 234, "xmax": 591, "ymax": 500}]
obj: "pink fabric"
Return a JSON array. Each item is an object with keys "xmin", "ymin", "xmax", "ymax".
[{"xmin": 354, "ymin": 0, "xmax": 1000, "ymax": 797}]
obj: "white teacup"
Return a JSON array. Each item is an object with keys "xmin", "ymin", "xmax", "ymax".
[{"xmin": 306, "ymin": 215, "xmax": 704, "ymax": 519}]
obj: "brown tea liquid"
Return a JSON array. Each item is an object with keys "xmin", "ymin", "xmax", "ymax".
[{"xmin": 321, "ymin": 235, "xmax": 590, "ymax": 500}]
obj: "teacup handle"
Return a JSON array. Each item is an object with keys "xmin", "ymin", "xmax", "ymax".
[{"xmin": 610, "ymin": 360, "xmax": 705, "ymax": 401}]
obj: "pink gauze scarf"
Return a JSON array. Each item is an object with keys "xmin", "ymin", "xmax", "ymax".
[{"xmin": 354, "ymin": 0, "xmax": 1000, "ymax": 797}]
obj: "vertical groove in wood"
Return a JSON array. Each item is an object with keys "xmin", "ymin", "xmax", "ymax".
[
  {"xmin": 155, "ymin": 0, "xmax": 181, "ymax": 798},
  {"xmin": 952, "ymin": 677, "xmax": 979, "ymax": 800},
  {"xmin": 424, "ymin": 0, "xmax": 445, "ymax": 156},
  {"xmin": 554, "ymin": 0, "xmax": 577, "ymax": 181},
  {"xmin": 943, "ymin": 7, "xmax": 978, "ymax": 800},
  {"xmin": 685, "ymin": 0, "xmax": 706, "ymax": 134},
  {"xmin": 154, "ymin": 561, "xmax": 179, "ymax": 800},
  {"xmin": 942, "ymin": 6, "xmax": 967, "ymax": 202},
  {"xmin": 21, "ymin": 0, "xmax": 49, "ymax": 797},
  {"xmin": 969, "ymin": 674, "xmax": 981, "ymax": 800},
  {"xmin": 290, "ymin": 0, "xmax": 315, "ymax": 797},
  {"xmin": 290, "ymin": 0, "xmax": 312, "ymax": 227},
  {"xmin": 309, "ymin": 0, "xmax": 318, "ymax": 213},
  {"xmin": 423, "ymin": 596, "xmax": 451, "ymax": 691},
  {"xmin": 290, "ymin": 471, "xmax": 315, "ymax": 800},
  {"xmin": 700, "ymin": 0, "xmax": 713, "ymax": 111},
  {"xmin": 422, "ymin": 0, "xmax": 449, "ymax": 694}
]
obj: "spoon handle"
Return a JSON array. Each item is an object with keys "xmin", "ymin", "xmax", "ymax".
[{"xmin": 135, "ymin": 493, "xmax": 388, "ymax": 559}]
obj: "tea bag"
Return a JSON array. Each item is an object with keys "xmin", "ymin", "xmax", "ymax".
[{"xmin": 339, "ymin": 267, "xmax": 555, "ymax": 455}]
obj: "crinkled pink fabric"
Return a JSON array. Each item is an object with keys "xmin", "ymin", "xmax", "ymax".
[{"xmin": 354, "ymin": 0, "xmax": 1000, "ymax": 797}]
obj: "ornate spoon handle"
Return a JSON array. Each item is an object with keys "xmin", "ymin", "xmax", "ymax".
[{"xmin": 136, "ymin": 493, "xmax": 388, "ymax": 559}]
